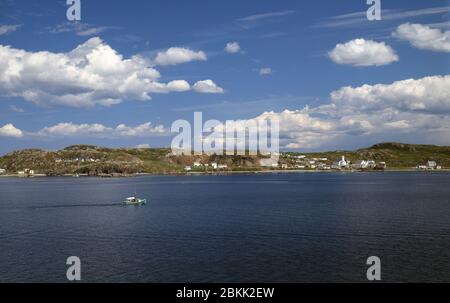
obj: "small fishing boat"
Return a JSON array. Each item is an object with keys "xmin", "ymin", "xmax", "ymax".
[
  {"xmin": 123, "ymin": 196, "xmax": 147, "ymax": 206},
  {"xmin": 123, "ymin": 185, "xmax": 147, "ymax": 206}
]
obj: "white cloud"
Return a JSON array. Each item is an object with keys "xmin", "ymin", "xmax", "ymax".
[
  {"xmin": 38, "ymin": 123, "xmax": 112, "ymax": 137},
  {"xmin": 259, "ymin": 68, "xmax": 272, "ymax": 75},
  {"xmin": 328, "ymin": 39, "xmax": 399, "ymax": 66},
  {"xmin": 236, "ymin": 75, "xmax": 450, "ymax": 149},
  {"xmin": 9, "ymin": 105, "xmax": 24, "ymax": 113},
  {"xmin": 48, "ymin": 22, "xmax": 114, "ymax": 36},
  {"xmin": 330, "ymin": 75, "xmax": 450, "ymax": 114},
  {"xmin": 0, "ymin": 38, "xmax": 219, "ymax": 107},
  {"xmin": 153, "ymin": 47, "xmax": 207, "ymax": 66},
  {"xmin": 166, "ymin": 80, "xmax": 191, "ymax": 92},
  {"xmin": 393, "ymin": 23, "xmax": 450, "ymax": 52},
  {"xmin": 0, "ymin": 124, "xmax": 23, "ymax": 138},
  {"xmin": 77, "ymin": 26, "xmax": 111, "ymax": 36},
  {"xmin": 225, "ymin": 42, "xmax": 241, "ymax": 54},
  {"xmin": 136, "ymin": 144, "xmax": 151, "ymax": 149},
  {"xmin": 0, "ymin": 25, "xmax": 21, "ymax": 36},
  {"xmin": 115, "ymin": 122, "xmax": 167, "ymax": 137},
  {"xmin": 37, "ymin": 122, "xmax": 168, "ymax": 138},
  {"xmin": 237, "ymin": 10, "xmax": 296, "ymax": 23},
  {"xmin": 315, "ymin": 6, "xmax": 450, "ymax": 28},
  {"xmin": 5, "ymin": 74, "xmax": 450, "ymax": 148},
  {"xmin": 193, "ymin": 80, "xmax": 224, "ymax": 94}
]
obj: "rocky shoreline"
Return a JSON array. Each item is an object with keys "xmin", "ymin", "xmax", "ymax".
[{"xmin": 1, "ymin": 168, "xmax": 449, "ymax": 178}]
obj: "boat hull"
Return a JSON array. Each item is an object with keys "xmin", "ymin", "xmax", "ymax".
[{"xmin": 123, "ymin": 199, "xmax": 147, "ymax": 206}]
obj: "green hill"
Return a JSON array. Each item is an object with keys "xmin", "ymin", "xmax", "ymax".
[
  {"xmin": 292, "ymin": 142, "xmax": 450, "ymax": 169},
  {"xmin": 0, "ymin": 145, "xmax": 181, "ymax": 176},
  {"xmin": 0, "ymin": 142, "xmax": 448, "ymax": 176}
]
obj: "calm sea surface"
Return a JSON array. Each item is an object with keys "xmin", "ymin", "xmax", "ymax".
[{"xmin": 0, "ymin": 172, "xmax": 449, "ymax": 282}]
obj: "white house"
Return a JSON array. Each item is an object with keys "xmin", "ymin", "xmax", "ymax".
[
  {"xmin": 23, "ymin": 169, "xmax": 34, "ymax": 175},
  {"xmin": 353, "ymin": 160, "xmax": 376, "ymax": 169},
  {"xmin": 427, "ymin": 161, "xmax": 437, "ymax": 169},
  {"xmin": 0, "ymin": 168, "xmax": 6, "ymax": 174},
  {"xmin": 217, "ymin": 164, "xmax": 228, "ymax": 169},
  {"xmin": 184, "ymin": 166, "xmax": 192, "ymax": 171},
  {"xmin": 211, "ymin": 162, "xmax": 218, "ymax": 169},
  {"xmin": 332, "ymin": 156, "xmax": 349, "ymax": 169},
  {"xmin": 340, "ymin": 156, "xmax": 348, "ymax": 167},
  {"xmin": 193, "ymin": 162, "xmax": 202, "ymax": 168}
]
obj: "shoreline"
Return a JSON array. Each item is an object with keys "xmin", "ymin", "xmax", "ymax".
[{"xmin": 1, "ymin": 168, "xmax": 449, "ymax": 178}]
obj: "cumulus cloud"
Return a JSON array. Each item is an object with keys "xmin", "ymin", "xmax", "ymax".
[
  {"xmin": 115, "ymin": 122, "xmax": 167, "ymax": 137},
  {"xmin": 0, "ymin": 124, "xmax": 23, "ymax": 138},
  {"xmin": 259, "ymin": 68, "xmax": 272, "ymax": 75},
  {"xmin": 153, "ymin": 47, "xmax": 207, "ymax": 66},
  {"xmin": 328, "ymin": 39, "xmax": 399, "ymax": 66},
  {"xmin": 393, "ymin": 23, "xmax": 450, "ymax": 52},
  {"xmin": 236, "ymin": 74, "xmax": 450, "ymax": 149},
  {"xmin": 193, "ymin": 80, "xmax": 224, "ymax": 94},
  {"xmin": 225, "ymin": 42, "xmax": 241, "ymax": 54},
  {"xmin": 38, "ymin": 123, "xmax": 111, "ymax": 137},
  {"xmin": 0, "ymin": 25, "xmax": 21, "ymax": 36},
  {"xmin": 240, "ymin": 109, "xmax": 370, "ymax": 149},
  {"xmin": 37, "ymin": 122, "xmax": 168, "ymax": 138},
  {"xmin": 330, "ymin": 75, "xmax": 450, "ymax": 114},
  {"xmin": 5, "ymin": 75, "xmax": 450, "ymax": 148},
  {"xmin": 166, "ymin": 80, "xmax": 191, "ymax": 92},
  {"xmin": 0, "ymin": 38, "xmax": 219, "ymax": 108}
]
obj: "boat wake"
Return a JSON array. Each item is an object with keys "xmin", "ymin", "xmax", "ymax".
[{"xmin": 30, "ymin": 203, "xmax": 122, "ymax": 210}]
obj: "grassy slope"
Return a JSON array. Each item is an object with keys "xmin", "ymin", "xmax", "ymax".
[
  {"xmin": 0, "ymin": 142, "xmax": 449, "ymax": 175},
  {"xmin": 290, "ymin": 143, "xmax": 450, "ymax": 168},
  {"xmin": 0, "ymin": 145, "xmax": 182, "ymax": 175}
]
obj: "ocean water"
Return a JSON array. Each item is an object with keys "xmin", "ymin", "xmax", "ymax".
[{"xmin": 0, "ymin": 172, "xmax": 449, "ymax": 283}]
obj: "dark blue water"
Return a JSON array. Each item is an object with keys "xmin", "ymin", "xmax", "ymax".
[{"xmin": 0, "ymin": 172, "xmax": 449, "ymax": 282}]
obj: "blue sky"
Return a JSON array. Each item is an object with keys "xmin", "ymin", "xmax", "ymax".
[{"xmin": 0, "ymin": 0, "xmax": 449, "ymax": 154}]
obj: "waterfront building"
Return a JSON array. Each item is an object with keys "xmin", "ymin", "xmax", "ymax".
[{"xmin": 427, "ymin": 161, "xmax": 437, "ymax": 169}]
